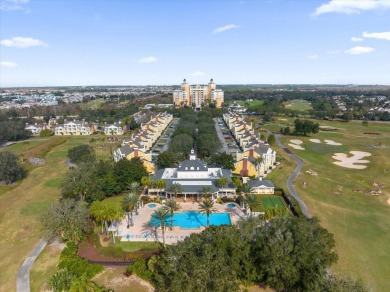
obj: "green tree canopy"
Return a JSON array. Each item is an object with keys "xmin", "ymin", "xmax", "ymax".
[
  {"xmin": 0, "ymin": 151, "xmax": 25, "ymax": 185},
  {"xmin": 41, "ymin": 199, "xmax": 90, "ymax": 243},
  {"xmin": 68, "ymin": 144, "xmax": 96, "ymax": 164},
  {"xmin": 211, "ymin": 152, "xmax": 235, "ymax": 170},
  {"xmin": 113, "ymin": 157, "xmax": 148, "ymax": 191}
]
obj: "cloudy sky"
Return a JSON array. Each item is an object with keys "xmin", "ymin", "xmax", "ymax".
[{"xmin": 1, "ymin": 0, "xmax": 389, "ymax": 87}]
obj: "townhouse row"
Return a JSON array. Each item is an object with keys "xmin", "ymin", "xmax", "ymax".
[
  {"xmin": 223, "ymin": 112, "xmax": 277, "ymax": 178},
  {"xmin": 25, "ymin": 120, "xmax": 124, "ymax": 136},
  {"xmin": 113, "ymin": 112, "xmax": 173, "ymax": 174}
]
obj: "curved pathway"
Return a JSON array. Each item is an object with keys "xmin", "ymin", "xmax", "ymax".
[
  {"xmin": 16, "ymin": 238, "xmax": 47, "ymax": 292},
  {"xmin": 273, "ymin": 134, "xmax": 311, "ymax": 218}
]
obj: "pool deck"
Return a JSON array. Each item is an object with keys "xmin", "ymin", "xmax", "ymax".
[{"xmin": 117, "ymin": 202, "xmax": 246, "ymax": 245}]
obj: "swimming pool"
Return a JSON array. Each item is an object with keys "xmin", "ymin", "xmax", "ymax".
[
  {"xmin": 148, "ymin": 203, "xmax": 157, "ymax": 208},
  {"xmin": 227, "ymin": 203, "xmax": 236, "ymax": 208},
  {"xmin": 149, "ymin": 211, "xmax": 231, "ymax": 229}
]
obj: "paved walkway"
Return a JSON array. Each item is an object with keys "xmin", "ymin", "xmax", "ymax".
[
  {"xmin": 273, "ymin": 133, "xmax": 311, "ymax": 218},
  {"xmin": 17, "ymin": 238, "xmax": 47, "ymax": 292}
]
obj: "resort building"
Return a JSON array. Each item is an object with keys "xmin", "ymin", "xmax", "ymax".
[
  {"xmin": 104, "ymin": 123, "xmax": 124, "ymax": 135},
  {"xmin": 149, "ymin": 149, "xmax": 236, "ymax": 200},
  {"xmin": 223, "ymin": 112, "xmax": 277, "ymax": 177},
  {"xmin": 113, "ymin": 112, "xmax": 173, "ymax": 174},
  {"xmin": 54, "ymin": 120, "xmax": 96, "ymax": 135},
  {"xmin": 246, "ymin": 178, "xmax": 275, "ymax": 195},
  {"xmin": 173, "ymin": 79, "xmax": 224, "ymax": 108}
]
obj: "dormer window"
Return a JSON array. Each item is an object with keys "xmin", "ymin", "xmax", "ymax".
[
  {"xmin": 185, "ymin": 167, "xmax": 188, "ymax": 170},
  {"xmin": 197, "ymin": 167, "xmax": 199, "ymax": 170},
  {"xmin": 190, "ymin": 167, "xmax": 194, "ymax": 170}
]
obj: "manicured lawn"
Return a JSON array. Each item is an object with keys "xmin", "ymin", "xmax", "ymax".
[
  {"xmin": 263, "ymin": 119, "xmax": 390, "ymax": 291},
  {"xmin": 0, "ymin": 136, "xmax": 111, "ymax": 290},
  {"xmin": 102, "ymin": 195, "xmax": 126, "ymax": 209},
  {"xmin": 44, "ymin": 177, "xmax": 64, "ymax": 188},
  {"xmin": 236, "ymin": 100, "xmax": 264, "ymax": 111},
  {"xmin": 284, "ymin": 99, "xmax": 313, "ymax": 111},
  {"xmin": 115, "ymin": 241, "xmax": 160, "ymax": 252}
]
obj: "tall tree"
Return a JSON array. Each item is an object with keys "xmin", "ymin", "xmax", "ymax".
[
  {"xmin": 0, "ymin": 151, "xmax": 25, "ymax": 185},
  {"xmin": 152, "ymin": 208, "xmax": 170, "ymax": 248},
  {"xmin": 163, "ymin": 199, "xmax": 180, "ymax": 230},
  {"xmin": 155, "ymin": 179, "xmax": 166, "ymax": 196},
  {"xmin": 121, "ymin": 193, "xmax": 138, "ymax": 227},
  {"xmin": 41, "ymin": 199, "xmax": 90, "ymax": 243},
  {"xmin": 168, "ymin": 183, "xmax": 183, "ymax": 199},
  {"xmin": 244, "ymin": 194, "xmax": 257, "ymax": 216},
  {"xmin": 216, "ymin": 176, "xmax": 229, "ymax": 197},
  {"xmin": 198, "ymin": 199, "xmax": 216, "ymax": 227},
  {"xmin": 68, "ymin": 145, "xmax": 96, "ymax": 164}
]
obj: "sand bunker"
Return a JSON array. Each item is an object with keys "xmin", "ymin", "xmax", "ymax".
[
  {"xmin": 278, "ymin": 118, "xmax": 287, "ymax": 121},
  {"xmin": 290, "ymin": 139, "xmax": 303, "ymax": 145},
  {"xmin": 387, "ymin": 197, "xmax": 390, "ymax": 206},
  {"xmin": 309, "ymin": 139, "xmax": 321, "ymax": 144},
  {"xmin": 332, "ymin": 151, "xmax": 371, "ymax": 169},
  {"xmin": 288, "ymin": 144, "xmax": 305, "ymax": 150},
  {"xmin": 325, "ymin": 139, "xmax": 342, "ymax": 146}
]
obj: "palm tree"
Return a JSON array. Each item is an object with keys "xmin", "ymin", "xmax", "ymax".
[
  {"xmin": 241, "ymin": 184, "xmax": 253, "ymax": 197},
  {"xmin": 168, "ymin": 182, "xmax": 183, "ymax": 199},
  {"xmin": 198, "ymin": 199, "xmax": 216, "ymax": 227},
  {"xmin": 201, "ymin": 186, "xmax": 212, "ymax": 200},
  {"xmin": 260, "ymin": 208, "xmax": 274, "ymax": 221},
  {"xmin": 89, "ymin": 201, "xmax": 105, "ymax": 234},
  {"xmin": 127, "ymin": 181, "xmax": 141, "ymax": 193},
  {"xmin": 155, "ymin": 179, "xmax": 166, "ymax": 197},
  {"xmin": 217, "ymin": 176, "xmax": 229, "ymax": 197},
  {"xmin": 244, "ymin": 194, "xmax": 257, "ymax": 216},
  {"xmin": 141, "ymin": 176, "xmax": 153, "ymax": 188},
  {"xmin": 121, "ymin": 193, "xmax": 138, "ymax": 227},
  {"xmin": 163, "ymin": 199, "xmax": 180, "ymax": 230},
  {"xmin": 152, "ymin": 207, "xmax": 170, "ymax": 248}
]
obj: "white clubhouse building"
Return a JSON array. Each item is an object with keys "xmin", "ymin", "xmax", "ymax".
[{"xmin": 149, "ymin": 150, "xmax": 235, "ymax": 200}]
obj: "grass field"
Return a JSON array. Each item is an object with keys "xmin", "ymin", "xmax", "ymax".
[
  {"xmin": 263, "ymin": 119, "xmax": 390, "ymax": 291},
  {"xmin": 79, "ymin": 98, "xmax": 106, "ymax": 110},
  {"xmin": 0, "ymin": 136, "xmax": 92, "ymax": 291},
  {"xmin": 284, "ymin": 99, "xmax": 313, "ymax": 111},
  {"xmin": 236, "ymin": 100, "xmax": 264, "ymax": 111}
]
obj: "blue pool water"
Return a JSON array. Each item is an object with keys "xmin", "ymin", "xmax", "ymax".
[
  {"xmin": 148, "ymin": 204, "xmax": 157, "ymax": 208},
  {"xmin": 149, "ymin": 211, "xmax": 231, "ymax": 229},
  {"xmin": 227, "ymin": 203, "xmax": 236, "ymax": 208}
]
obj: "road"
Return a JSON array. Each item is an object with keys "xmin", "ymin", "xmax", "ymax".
[
  {"xmin": 273, "ymin": 133, "xmax": 311, "ymax": 218},
  {"xmin": 213, "ymin": 118, "xmax": 230, "ymax": 153},
  {"xmin": 17, "ymin": 238, "xmax": 47, "ymax": 292}
]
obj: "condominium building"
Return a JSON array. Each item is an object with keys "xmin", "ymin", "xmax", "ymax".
[
  {"xmin": 173, "ymin": 79, "xmax": 224, "ymax": 108},
  {"xmin": 113, "ymin": 112, "xmax": 173, "ymax": 174},
  {"xmin": 55, "ymin": 120, "xmax": 96, "ymax": 135}
]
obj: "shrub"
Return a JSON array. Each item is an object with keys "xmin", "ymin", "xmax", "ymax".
[
  {"xmin": 40, "ymin": 129, "xmax": 54, "ymax": 137},
  {"xmin": 59, "ymin": 256, "xmax": 103, "ymax": 278},
  {"xmin": 47, "ymin": 269, "xmax": 75, "ymax": 292},
  {"xmin": 125, "ymin": 259, "xmax": 152, "ymax": 281},
  {"xmin": 60, "ymin": 242, "xmax": 78, "ymax": 259},
  {"xmin": 0, "ymin": 151, "xmax": 25, "ymax": 184}
]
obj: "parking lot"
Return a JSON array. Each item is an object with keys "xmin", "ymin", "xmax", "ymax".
[
  {"xmin": 151, "ymin": 118, "xmax": 180, "ymax": 161},
  {"xmin": 213, "ymin": 118, "xmax": 242, "ymax": 157}
]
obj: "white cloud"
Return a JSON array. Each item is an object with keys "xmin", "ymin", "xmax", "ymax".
[
  {"xmin": 0, "ymin": 0, "xmax": 29, "ymax": 11},
  {"xmin": 136, "ymin": 56, "xmax": 158, "ymax": 63},
  {"xmin": 345, "ymin": 46, "xmax": 375, "ymax": 55},
  {"xmin": 314, "ymin": 0, "xmax": 390, "ymax": 15},
  {"xmin": 213, "ymin": 24, "xmax": 240, "ymax": 34},
  {"xmin": 351, "ymin": 37, "xmax": 363, "ymax": 42},
  {"xmin": 307, "ymin": 54, "xmax": 318, "ymax": 59},
  {"xmin": 189, "ymin": 71, "xmax": 205, "ymax": 76},
  {"xmin": 0, "ymin": 37, "xmax": 48, "ymax": 48},
  {"xmin": 363, "ymin": 31, "xmax": 390, "ymax": 41},
  {"xmin": 326, "ymin": 50, "xmax": 341, "ymax": 54},
  {"xmin": 0, "ymin": 61, "xmax": 18, "ymax": 68}
]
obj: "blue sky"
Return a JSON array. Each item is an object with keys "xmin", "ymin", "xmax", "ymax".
[{"xmin": 1, "ymin": 0, "xmax": 389, "ymax": 87}]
